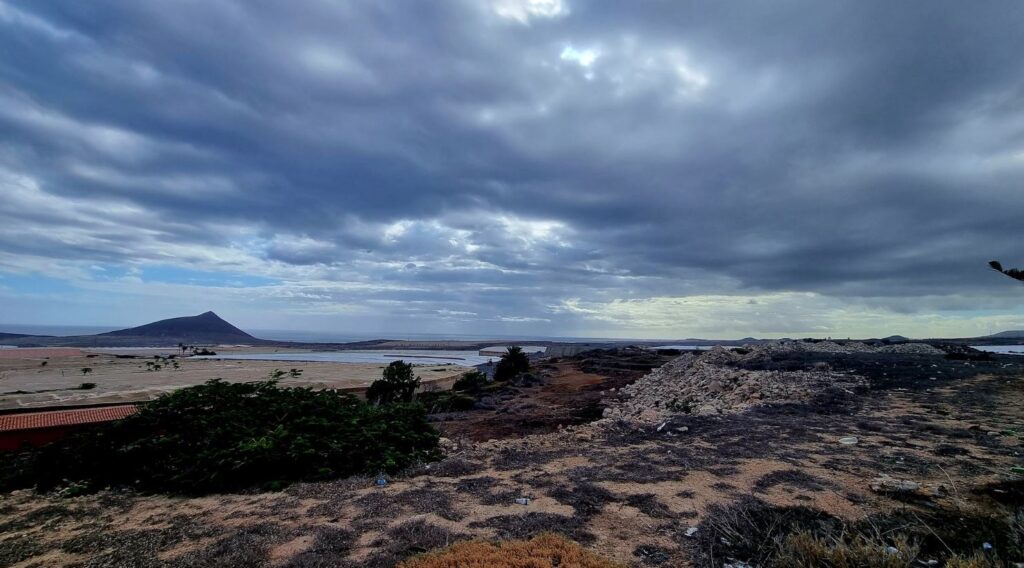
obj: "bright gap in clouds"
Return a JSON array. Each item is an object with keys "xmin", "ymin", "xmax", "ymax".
[
  {"xmin": 0, "ymin": 1, "xmax": 1022, "ymax": 337},
  {"xmin": 493, "ymin": 0, "xmax": 568, "ymax": 23},
  {"xmin": 560, "ymin": 45, "xmax": 599, "ymax": 67}
]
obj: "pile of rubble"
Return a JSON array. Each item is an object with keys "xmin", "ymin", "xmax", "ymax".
[
  {"xmin": 603, "ymin": 345, "xmax": 867, "ymax": 423},
  {"xmin": 759, "ymin": 340, "xmax": 944, "ymax": 356},
  {"xmin": 873, "ymin": 342, "xmax": 946, "ymax": 355}
]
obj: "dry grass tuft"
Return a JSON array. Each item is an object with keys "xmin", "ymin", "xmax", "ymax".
[
  {"xmin": 943, "ymin": 554, "xmax": 998, "ymax": 568},
  {"xmin": 398, "ymin": 533, "xmax": 623, "ymax": 568},
  {"xmin": 775, "ymin": 531, "xmax": 920, "ymax": 568},
  {"xmin": 777, "ymin": 531, "xmax": 998, "ymax": 568}
]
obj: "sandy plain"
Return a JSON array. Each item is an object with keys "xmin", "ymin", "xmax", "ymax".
[{"xmin": 0, "ymin": 347, "xmax": 467, "ymax": 410}]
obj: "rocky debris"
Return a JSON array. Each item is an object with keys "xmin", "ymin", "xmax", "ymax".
[
  {"xmin": 438, "ymin": 437, "xmax": 459, "ymax": 453},
  {"xmin": 759, "ymin": 340, "xmax": 944, "ymax": 356},
  {"xmin": 603, "ymin": 346, "xmax": 865, "ymax": 422},
  {"xmin": 870, "ymin": 475, "xmax": 921, "ymax": 494},
  {"xmin": 874, "ymin": 343, "xmax": 946, "ymax": 355}
]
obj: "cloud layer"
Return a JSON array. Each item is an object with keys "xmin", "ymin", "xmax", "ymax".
[{"xmin": 1, "ymin": 0, "xmax": 1023, "ymax": 338}]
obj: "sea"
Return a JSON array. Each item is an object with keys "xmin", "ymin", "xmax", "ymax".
[{"xmin": 0, "ymin": 324, "xmax": 630, "ymax": 345}]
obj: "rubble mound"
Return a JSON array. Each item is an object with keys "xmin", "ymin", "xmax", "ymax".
[
  {"xmin": 605, "ymin": 345, "xmax": 867, "ymax": 422},
  {"xmin": 760, "ymin": 340, "xmax": 944, "ymax": 356},
  {"xmin": 873, "ymin": 342, "xmax": 945, "ymax": 355}
]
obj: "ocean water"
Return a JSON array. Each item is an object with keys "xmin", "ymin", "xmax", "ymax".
[
  {"xmin": 248, "ymin": 329, "xmax": 626, "ymax": 344},
  {"xmin": 651, "ymin": 344, "xmax": 733, "ymax": 351},
  {"xmin": 0, "ymin": 324, "xmax": 637, "ymax": 344},
  {"xmin": 0, "ymin": 324, "xmax": 119, "ymax": 336}
]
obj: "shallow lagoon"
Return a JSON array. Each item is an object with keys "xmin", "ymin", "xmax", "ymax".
[
  {"xmin": 195, "ymin": 349, "xmax": 496, "ymax": 366},
  {"xmin": 971, "ymin": 345, "xmax": 1024, "ymax": 355}
]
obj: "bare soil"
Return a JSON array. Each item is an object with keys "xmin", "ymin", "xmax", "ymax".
[{"xmin": 1, "ymin": 348, "xmax": 1023, "ymax": 567}]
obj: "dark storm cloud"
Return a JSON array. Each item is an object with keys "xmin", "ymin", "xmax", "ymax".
[{"xmin": 2, "ymin": 0, "xmax": 1024, "ymax": 332}]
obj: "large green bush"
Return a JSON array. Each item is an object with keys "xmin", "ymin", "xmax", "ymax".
[{"xmin": 0, "ymin": 379, "xmax": 440, "ymax": 495}]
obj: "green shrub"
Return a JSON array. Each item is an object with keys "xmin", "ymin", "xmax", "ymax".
[
  {"xmin": 0, "ymin": 379, "xmax": 440, "ymax": 495},
  {"xmin": 417, "ymin": 391, "xmax": 478, "ymax": 413},
  {"xmin": 493, "ymin": 346, "xmax": 530, "ymax": 382},
  {"xmin": 367, "ymin": 360, "xmax": 421, "ymax": 405},
  {"xmin": 452, "ymin": 370, "xmax": 488, "ymax": 393}
]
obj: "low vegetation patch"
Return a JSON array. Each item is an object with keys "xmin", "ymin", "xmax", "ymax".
[
  {"xmin": 0, "ymin": 379, "xmax": 440, "ymax": 494},
  {"xmin": 452, "ymin": 369, "xmax": 489, "ymax": 393},
  {"xmin": 398, "ymin": 533, "xmax": 622, "ymax": 568},
  {"xmin": 418, "ymin": 389, "xmax": 478, "ymax": 413},
  {"xmin": 776, "ymin": 531, "xmax": 993, "ymax": 568},
  {"xmin": 469, "ymin": 512, "xmax": 595, "ymax": 544},
  {"xmin": 690, "ymin": 497, "xmax": 1020, "ymax": 567}
]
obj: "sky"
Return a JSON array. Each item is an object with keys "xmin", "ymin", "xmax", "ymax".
[{"xmin": 1, "ymin": 0, "xmax": 1024, "ymax": 339}]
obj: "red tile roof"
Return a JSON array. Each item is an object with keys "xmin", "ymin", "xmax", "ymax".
[{"xmin": 0, "ymin": 405, "xmax": 138, "ymax": 432}]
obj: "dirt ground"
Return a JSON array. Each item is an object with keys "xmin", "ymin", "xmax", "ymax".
[
  {"xmin": 0, "ymin": 348, "xmax": 466, "ymax": 410},
  {"xmin": 1, "ymin": 349, "xmax": 1023, "ymax": 567},
  {"xmin": 431, "ymin": 348, "xmax": 676, "ymax": 441}
]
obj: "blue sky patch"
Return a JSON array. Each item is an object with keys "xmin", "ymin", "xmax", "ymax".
[{"xmin": 138, "ymin": 266, "xmax": 278, "ymax": 288}]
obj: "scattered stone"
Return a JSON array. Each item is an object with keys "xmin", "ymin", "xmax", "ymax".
[
  {"xmin": 838, "ymin": 436, "xmax": 859, "ymax": 445},
  {"xmin": 438, "ymin": 437, "xmax": 458, "ymax": 452},
  {"xmin": 684, "ymin": 527, "xmax": 698, "ymax": 538},
  {"xmin": 870, "ymin": 475, "xmax": 921, "ymax": 493},
  {"xmin": 633, "ymin": 544, "xmax": 671, "ymax": 565}
]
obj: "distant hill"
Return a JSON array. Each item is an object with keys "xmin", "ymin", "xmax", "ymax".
[
  {"xmin": 882, "ymin": 335, "xmax": 910, "ymax": 342},
  {"xmin": 100, "ymin": 311, "xmax": 254, "ymax": 342},
  {"xmin": 0, "ymin": 332, "xmax": 36, "ymax": 340},
  {"xmin": 988, "ymin": 330, "xmax": 1024, "ymax": 339}
]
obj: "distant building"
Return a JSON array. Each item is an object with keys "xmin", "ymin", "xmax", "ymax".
[
  {"xmin": 0, "ymin": 405, "xmax": 137, "ymax": 451},
  {"xmin": 478, "ymin": 345, "xmax": 547, "ymax": 357}
]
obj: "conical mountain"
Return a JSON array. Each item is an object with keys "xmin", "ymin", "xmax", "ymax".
[{"xmin": 100, "ymin": 311, "xmax": 253, "ymax": 341}]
